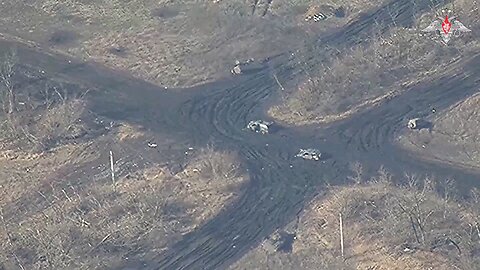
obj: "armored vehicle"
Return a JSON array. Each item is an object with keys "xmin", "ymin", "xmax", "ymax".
[
  {"xmin": 296, "ymin": 148, "xmax": 322, "ymax": 161},
  {"xmin": 408, "ymin": 118, "xmax": 428, "ymax": 129},
  {"xmin": 231, "ymin": 58, "xmax": 260, "ymax": 75},
  {"xmin": 247, "ymin": 120, "xmax": 273, "ymax": 134}
]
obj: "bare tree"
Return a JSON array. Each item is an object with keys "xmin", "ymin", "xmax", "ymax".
[
  {"xmin": 469, "ymin": 188, "xmax": 480, "ymax": 241},
  {"xmin": 397, "ymin": 174, "xmax": 436, "ymax": 245},
  {"xmin": 348, "ymin": 161, "xmax": 363, "ymax": 184},
  {"xmin": 442, "ymin": 178, "xmax": 455, "ymax": 219},
  {"xmin": 0, "ymin": 49, "xmax": 18, "ymax": 115}
]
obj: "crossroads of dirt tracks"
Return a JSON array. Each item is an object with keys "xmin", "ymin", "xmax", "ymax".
[{"xmin": 1, "ymin": 0, "xmax": 479, "ymax": 269}]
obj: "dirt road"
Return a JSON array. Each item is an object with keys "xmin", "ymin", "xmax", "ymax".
[{"xmin": 1, "ymin": 0, "xmax": 479, "ymax": 269}]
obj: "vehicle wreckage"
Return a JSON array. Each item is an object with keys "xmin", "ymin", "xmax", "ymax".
[
  {"xmin": 246, "ymin": 120, "xmax": 273, "ymax": 134},
  {"xmin": 231, "ymin": 58, "xmax": 259, "ymax": 75},
  {"xmin": 407, "ymin": 118, "xmax": 429, "ymax": 130},
  {"xmin": 295, "ymin": 148, "xmax": 322, "ymax": 161},
  {"xmin": 304, "ymin": 4, "xmax": 345, "ymax": 22}
]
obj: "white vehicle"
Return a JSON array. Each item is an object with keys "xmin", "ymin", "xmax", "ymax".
[
  {"xmin": 407, "ymin": 118, "xmax": 425, "ymax": 129},
  {"xmin": 296, "ymin": 148, "xmax": 322, "ymax": 161},
  {"xmin": 247, "ymin": 120, "xmax": 273, "ymax": 134},
  {"xmin": 147, "ymin": 142, "xmax": 158, "ymax": 148}
]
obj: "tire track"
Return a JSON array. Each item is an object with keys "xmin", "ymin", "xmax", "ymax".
[
  {"xmin": 149, "ymin": 0, "xmax": 466, "ymax": 269},
  {"xmin": 1, "ymin": 0, "xmax": 473, "ymax": 268},
  {"xmin": 333, "ymin": 57, "xmax": 480, "ymax": 157}
]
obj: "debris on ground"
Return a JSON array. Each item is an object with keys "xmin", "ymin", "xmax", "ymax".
[
  {"xmin": 304, "ymin": 4, "xmax": 345, "ymax": 22},
  {"xmin": 231, "ymin": 65, "xmax": 242, "ymax": 75},
  {"xmin": 231, "ymin": 58, "xmax": 257, "ymax": 75},
  {"xmin": 147, "ymin": 142, "xmax": 157, "ymax": 148}
]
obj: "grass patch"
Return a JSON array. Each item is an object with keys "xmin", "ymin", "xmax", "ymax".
[
  {"xmin": 270, "ymin": 1, "xmax": 480, "ymax": 125},
  {"xmin": 232, "ymin": 167, "xmax": 480, "ymax": 269}
]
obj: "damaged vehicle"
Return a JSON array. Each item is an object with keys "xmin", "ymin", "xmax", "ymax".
[
  {"xmin": 246, "ymin": 120, "xmax": 273, "ymax": 134},
  {"xmin": 231, "ymin": 58, "xmax": 261, "ymax": 75},
  {"xmin": 304, "ymin": 4, "xmax": 345, "ymax": 22},
  {"xmin": 296, "ymin": 148, "xmax": 322, "ymax": 161},
  {"xmin": 407, "ymin": 118, "xmax": 429, "ymax": 130}
]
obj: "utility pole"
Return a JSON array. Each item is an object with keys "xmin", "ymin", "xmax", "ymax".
[
  {"xmin": 110, "ymin": 150, "xmax": 115, "ymax": 191},
  {"xmin": 273, "ymin": 73, "xmax": 285, "ymax": 91},
  {"xmin": 340, "ymin": 212, "xmax": 344, "ymax": 258}
]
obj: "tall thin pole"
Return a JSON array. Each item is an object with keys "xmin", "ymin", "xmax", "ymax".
[
  {"xmin": 340, "ymin": 212, "xmax": 344, "ymax": 258},
  {"xmin": 273, "ymin": 73, "xmax": 285, "ymax": 91},
  {"xmin": 110, "ymin": 150, "xmax": 115, "ymax": 191}
]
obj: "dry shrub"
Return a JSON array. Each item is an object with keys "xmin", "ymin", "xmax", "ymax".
[
  {"xmin": 279, "ymin": 26, "xmax": 451, "ymax": 122},
  {"xmin": 0, "ymin": 146, "xmax": 247, "ymax": 269},
  {"xmin": 234, "ymin": 169, "xmax": 480, "ymax": 270},
  {"xmin": 35, "ymin": 98, "xmax": 86, "ymax": 145},
  {"xmin": 0, "ymin": 174, "xmax": 178, "ymax": 269},
  {"xmin": 190, "ymin": 146, "xmax": 241, "ymax": 181},
  {"xmin": 115, "ymin": 123, "xmax": 146, "ymax": 142},
  {"xmin": 273, "ymin": 4, "xmax": 480, "ymax": 125},
  {"xmin": 434, "ymin": 93, "xmax": 480, "ymax": 144}
]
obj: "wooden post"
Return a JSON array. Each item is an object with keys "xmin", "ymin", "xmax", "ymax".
[
  {"xmin": 340, "ymin": 212, "xmax": 344, "ymax": 258},
  {"xmin": 273, "ymin": 74, "xmax": 285, "ymax": 91},
  {"xmin": 110, "ymin": 150, "xmax": 115, "ymax": 191}
]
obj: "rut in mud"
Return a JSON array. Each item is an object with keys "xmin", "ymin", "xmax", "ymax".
[{"xmin": 1, "ymin": 0, "xmax": 478, "ymax": 268}]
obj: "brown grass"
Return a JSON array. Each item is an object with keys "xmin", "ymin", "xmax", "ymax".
[
  {"xmin": 270, "ymin": 1, "xmax": 480, "ymax": 126},
  {"xmin": 0, "ymin": 0, "xmax": 389, "ymax": 88},
  {"xmin": 0, "ymin": 57, "xmax": 248, "ymax": 269},
  {"xmin": 232, "ymin": 169, "xmax": 480, "ymax": 269},
  {"xmin": 0, "ymin": 136, "xmax": 247, "ymax": 269},
  {"xmin": 115, "ymin": 123, "xmax": 146, "ymax": 142}
]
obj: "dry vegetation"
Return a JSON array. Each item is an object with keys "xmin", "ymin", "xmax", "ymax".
[
  {"xmin": 398, "ymin": 92, "xmax": 480, "ymax": 170},
  {"xmin": 270, "ymin": 0, "xmax": 480, "ymax": 125},
  {"xmin": 0, "ymin": 144, "xmax": 247, "ymax": 269},
  {"xmin": 0, "ymin": 0, "xmax": 385, "ymax": 88},
  {"xmin": 0, "ymin": 51, "xmax": 247, "ymax": 269},
  {"xmin": 232, "ymin": 167, "xmax": 480, "ymax": 270}
]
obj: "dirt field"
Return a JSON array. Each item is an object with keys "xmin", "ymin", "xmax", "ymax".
[
  {"xmin": 269, "ymin": 0, "xmax": 480, "ymax": 125},
  {"xmin": 398, "ymin": 92, "xmax": 480, "ymax": 170},
  {"xmin": 231, "ymin": 169, "xmax": 480, "ymax": 270},
  {"xmin": 0, "ymin": 56, "xmax": 247, "ymax": 269},
  {"xmin": 0, "ymin": 0, "xmax": 382, "ymax": 88},
  {"xmin": 1, "ymin": 1, "xmax": 480, "ymax": 269}
]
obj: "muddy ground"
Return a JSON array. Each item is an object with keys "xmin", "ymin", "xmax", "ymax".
[
  {"xmin": 269, "ymin": 0, "xmax": 480, "ymax": 125},
  {"xmin": 398, "ymin": 92, "xmax": 480, "ymax": 171},
  {"xmin": 0, "ymin": 0, "xmax": 479, "ymax": 269},
  {"xmin": 0, "ymin": 0, "xmax": 381, "ymax": 88},
  {"xmin": 230, "ymin": 172, "xmax": 480, "ymax": 270},
  {"xmin": 0, "ymin": 41, "xmax": 249, "ymax": 269}
]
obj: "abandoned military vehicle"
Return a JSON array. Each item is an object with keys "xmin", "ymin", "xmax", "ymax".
[
  {"xmin": 247, "ymin": 120, "xmax": 273, "ymax": 134},
  {"xmin": 296, "ymin": 148, "xmax": 322, "ymax": 161}
]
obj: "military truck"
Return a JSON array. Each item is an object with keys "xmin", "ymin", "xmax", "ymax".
[
  {"xmin": 296, "ymin": 148, "xmax": 322, "ymax": 161},
  {"xmin": 247, "ymin": 120, "xmax": 273, "ymax": 134},
  {"xmin": 408, "ymin": 118, "xmax": 429, "ymax": 129},
  {"xmin": 231, "ymin": 58, "xmax": 259, "ymax": 75}
]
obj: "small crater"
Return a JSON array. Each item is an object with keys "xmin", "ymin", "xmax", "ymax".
[
  {"xmin": 151, "ymin": 6, "xmax": 180, "ymax": 19},
  {"xmin": 334, "ymin": 7, "xmax": 346, "ymax": 18},
  {"xmin": 48, "ymin": 30, "xmax": 79, "ymax": 47}
]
